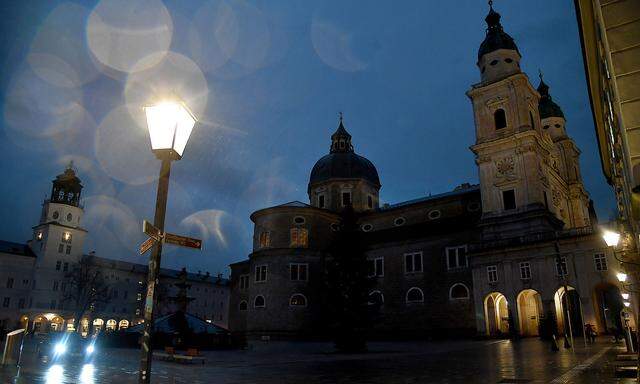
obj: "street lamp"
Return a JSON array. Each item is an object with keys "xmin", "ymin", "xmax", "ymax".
[
  {"xmin": 138, "ymin": 101, "xmax": 196, "ymax": 384},
  {"xmin": 622, "ymin": 293, "xmax": 630, "ymax": 300},
  {"xmin": 603, "ymin": 230, "xmax": 621, "ymax": 247},
  {"xmin": 617, "ymin": 272, "xmax": 628, "ymax": 283}
]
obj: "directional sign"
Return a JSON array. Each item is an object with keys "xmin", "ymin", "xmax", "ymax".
[
  {"xmin": 143, "ymin": 220, "xmax": 162, "ymax": 241},
  {"xmin": 164, "ymin": 232, "xmax": 202, "ymax": 250},
  {"xmin": 139, "ymin": 237, "xmax": 156, "ymax": 255}
]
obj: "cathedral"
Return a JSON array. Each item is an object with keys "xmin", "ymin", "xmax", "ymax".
[{"xmin": 228, "ymin": 5, "xmax": 627, "ymax": 339}]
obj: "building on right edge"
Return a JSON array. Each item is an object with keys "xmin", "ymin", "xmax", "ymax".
[{"xmin": 574, "ymin": 0, "xmax": 640, "ymax": 249}]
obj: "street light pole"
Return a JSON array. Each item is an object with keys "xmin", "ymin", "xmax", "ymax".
[
  {"xmin": 555, "ymin": 242, "xmax": 574, "ymax": 350},
  {"xmin": 138, "ymin": 157, "xmax": 171, "ymax": 384}
]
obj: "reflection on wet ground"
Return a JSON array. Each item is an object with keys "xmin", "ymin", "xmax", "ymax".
[{"xmin": 0, "ymin": 338, "xmax": 626, "ymax": 383}]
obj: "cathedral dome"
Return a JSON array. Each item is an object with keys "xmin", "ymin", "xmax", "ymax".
[
  {"xmin": 537, "ymin": 78, "xmax": 564, "ymax": 119},
  {"xmin": 478, "ymin": 6, "xmax": 520, "ymax": 61},
  {"xmin": 308, "ymin": 118, "xmax": 380, "ymax": 188}
]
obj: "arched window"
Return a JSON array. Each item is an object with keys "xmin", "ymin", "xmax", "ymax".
[
  {"xmin": 254, "ymin": 295, "xmax": 265, "ymax": 308},
  {"xmin": 406, "ymin": 287, "xmax": 424, "ymax": 304},
  {"xmin": 118, "ymin": 319, "xmax": 129, "ymax": 330},
  {"xmin": 494, "ymin": 109, "xmax": 507, "ymax": 129},
  {"xmin": 449, "ymin": 283, "xmax": 470, "ymax": 300},
  {"xmin": 368, "ymin": 291, "xmax": 384, "ymax": 306},
  {"xmin": 239, "ymin": 301, "xmax": 248, "ymax": 311},
  {"xmin": 289, "ymin": 294, "xmax": 307, "ymax": 307}
]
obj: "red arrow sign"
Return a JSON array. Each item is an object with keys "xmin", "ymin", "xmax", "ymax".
[
  {"xmin": 164, "ymin": 232, "xmax": 202, "ymax": 250},
  {"xmin": 139, "ymin": 237, "xmax": 156, "ymax": 255}
]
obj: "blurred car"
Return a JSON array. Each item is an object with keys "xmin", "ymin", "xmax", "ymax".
[{"xmin": 39, "ymin": 332, "xmax": 99, "ymax": 363}]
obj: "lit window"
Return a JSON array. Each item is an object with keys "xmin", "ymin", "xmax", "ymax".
[
  {"xmin": 487, "ymin": 265, "xmax": 498, "ymax": 283},
  {"xmin": 367, "ymin": 258, "xmax": 384, "ymax": 277},
  {"xmin": 259, "ymin": 232, "xmax": 270, "ymax": 248},
  {"xmin": 62, "ymin": 232, "xmax": 72, "ymax": 243},
  {"xmin": 135, "ymin": 309, "xmax": 141, "ymax": 315},
  {"xmin": 255, "ymin": 265, "xmax": 267, "ymax": 283},
  {"xmin": 502, "ymin": 190, "xmax": 516, "ymax": 211},
  {"xmin": 290, "ymin": 263, "xmax": 308, "ymax": 281},
  {"xmin": 289, "ymin": 294, "xmax": 307, "ymax": 307},
  {"xmin": 254, "ymin": 295, "xmax": 265, "ymax": 308},
  {"xmin": 290, "ymin": 228, "xmax": 308, "ymax": 248},
  {"xmin": 594, "ymin": 253, "xmax": 607, "ymax": 271},
  {"xmin": 406, "ymin": 287, "xmax": 424, "ymax": 303},
  {"xmin": 446, "ymin": 246, "xmax": 467, "ymax": 270},
  {"xmin": 556, "ymin": 257, "xmax": 568, "ymax": 276},
  {"xmin": 449, "ymin": 283, "xmax": 470, "ymax": 299},
  {"xmin": 36, "ymin": 232, "xmax": 43, "ymax": 240},
  {"xmin": 519, "ymin": 262, "xmax": 531, "ymax": 280},
  {"xmin": 404, "ymin": 252, "xmax": 423, "ymax": 273},
  {"xmin": 137, "ymin": 293, "xmax": 142, "ymax": 301}
]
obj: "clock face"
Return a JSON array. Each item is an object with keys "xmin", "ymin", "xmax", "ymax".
[{"xmin": 52, "ymin": 211, "xmax": 59, "ymax": 220}]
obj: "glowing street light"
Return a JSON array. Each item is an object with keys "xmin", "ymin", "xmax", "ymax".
[
  {"xmin": 602, "ymin": 230, "xmax": 621, "ymax": 247},
  {"xmin": 617, "ymin": 272, "xmax": 628, "ymax": 283},
  {"xmin": 624, "ymin": 301, "xmax": 631, "ymax": 307},
  {"xmin": 622, "ymin": 293, "xmax": 630, "ymax": 300},
  {"xmin": 138, "ymin": 100, "xmax": 196, "ymax": 384}
]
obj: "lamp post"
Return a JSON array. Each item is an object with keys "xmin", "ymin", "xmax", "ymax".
[
  {"xmin": 138, "ymin": 101, "xmax": 196, "ymax": 384},
  {"xmin": 603, "ymin": 228, "xmax": 640, "ymax": 374}
]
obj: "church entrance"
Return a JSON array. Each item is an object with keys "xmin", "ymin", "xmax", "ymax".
[
  {"xmin": 554, "ymin": 286, "xmax": 583, "ymax": 336},
  {"xmin": 485, "ymin": 292, "xmax": 510, "ymax": 336},
  {"xmin": 517, "ymin": 289, "xmax": 542, "ymax": 337}
]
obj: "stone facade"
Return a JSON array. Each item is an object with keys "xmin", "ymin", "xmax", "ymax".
[{"xmin": 228, "ymin": 5, "xmax": 629, "ymax": 340}]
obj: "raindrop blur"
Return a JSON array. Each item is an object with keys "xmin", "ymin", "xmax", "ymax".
[
  {"xmin": 124, "ymin": 51, "xmax": 209, "ymax": 120},
  {"xmin": 311, "ymin": 19, "xmax": 367, "ymax": 72},
  {"xmin": 86, "ymin": 0, "xmax": 173, "ymax": 73},
  {"xmin": 94, "ymin": 105, "xmax": 158, "ymax": 185},
  {"xmin": 28, "ymin": 2, "xmax": 99, "ymax": 87}
]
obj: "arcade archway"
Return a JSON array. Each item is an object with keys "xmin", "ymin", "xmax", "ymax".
[
  {"xmin": 517, "ymin": 289, "xmax": 542, "ymax": 336},
  {"xmin": 593, "ymin": 283, "xmax": 625, "ymax": 334},
  {"xmin": 554, "ymin": 286, "xmax": 583, "ymax": 336},
  {"xmin": 93, "ymin": 318, "xmax": 104, "ymax": 334},
  {"xmin": 484, "ymin": 292, "xmax": 510, "ymax": 336}
]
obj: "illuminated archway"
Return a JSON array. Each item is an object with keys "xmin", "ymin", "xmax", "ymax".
[
  {"xmin": 106, "ymin": 319, "xmax": 117, "ymax": 332},
  {"xmin": 92, "ymin": 318, "xmax": 104, "ymax": 334},
  {"xmin": 50, "ymin": 316, "xmax": 64, "ymax": 332},
  {"xmin": 484, "ymin": 292, "xmax": 509, "ymax": 336},
  {"xmin": 118, "ymin": 319, "xmax": 130, "ymax": 330},
  {"xmin": 517, "ymin": 289, "xmax": 542, "ymax": 336}
]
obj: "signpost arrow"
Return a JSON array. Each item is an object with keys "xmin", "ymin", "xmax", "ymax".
[
  {"xmin": 143, "ymin": 220, "xmax": 162, "ymax": 242},
  {"xmin": 139, "ymin": 237, "xmax": 156, "ymax": 255},
  {"xmin": 164, "ymin": 232, "xmax": 202, "ymax": 250}
]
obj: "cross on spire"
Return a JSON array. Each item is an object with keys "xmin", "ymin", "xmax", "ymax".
[{"xmin": 339, "ymin": 111, "xmax": 343, "ymax": 123}]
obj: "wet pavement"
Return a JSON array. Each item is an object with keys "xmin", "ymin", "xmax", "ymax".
[{"xmin": 0, "ymin": 337, "xmax": 630, "ymax": 383}]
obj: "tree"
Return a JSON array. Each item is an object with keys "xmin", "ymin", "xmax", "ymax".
[
  {"xmin": 323, "ymin": 205, "xmax": 376, "ymax": 352},
  {"xmin": 63, "ymin": 257, "xmax": 111, "ymax": 331}
]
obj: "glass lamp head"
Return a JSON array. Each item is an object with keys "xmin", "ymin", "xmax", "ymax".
[
  {"xmin": 602, "ymin": 230, "xmax": 621, "ymax": 247},
  {"xmin": 622, "ymin": 293, "xmax": 630, "ymax": 300},
  {"xmin": 617, "ymin": 272, "xmax": 628, "ymax": 283},
  {"xmin": 144, "ymin": 102, "xmax": 196, "ymax": 160}
]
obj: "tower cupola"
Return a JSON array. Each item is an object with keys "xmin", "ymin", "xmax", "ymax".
[
  {"xmin": 477, "ymin": 2, "xmax": 521, "ymax": 84},
  {"xmin": 51, "ymin": 161, "xmax": 83, "ymax": 207},
  {"xmin": 537, "ymin": 75, "xmax": 567, "ymax": 140},
  {"xmin": 308, "ymin": 115, "xmax": 380, "ymax": 211}
]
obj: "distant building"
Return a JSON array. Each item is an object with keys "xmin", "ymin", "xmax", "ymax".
[
  {"xmin": 0, "ymin": 164, "xmax": 229, "ymax": 335},
  {"xmin": 229, "ymin": 4, "xmax": 627, "ymax": 340}
]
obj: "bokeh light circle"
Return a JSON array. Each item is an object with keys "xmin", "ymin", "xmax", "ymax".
[{"xmin": 86, "ymin": 0, "xmax": 173, "ymax": 73}]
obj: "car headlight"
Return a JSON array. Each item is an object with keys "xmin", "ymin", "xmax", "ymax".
[
  {"xmin": 86, "ymin": 345, "xmax": 95, "ymax": 355},
  {"xmin": 54, "ymin": 342, "xmax": 67, "ymax": 354}
]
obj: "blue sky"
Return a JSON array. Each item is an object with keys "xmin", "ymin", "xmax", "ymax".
[{"xmin": 0, "ymin": 0, "xmax": 615, "ymax": 276}]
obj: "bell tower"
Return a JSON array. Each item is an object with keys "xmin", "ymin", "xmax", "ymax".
[
  {"xmin": 467, "ymin": 3, "xmax": 565, "ymax": 240},
  {"xmin": 29, "ymin": 162, "xmax": 88, "ymax": 312}
]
